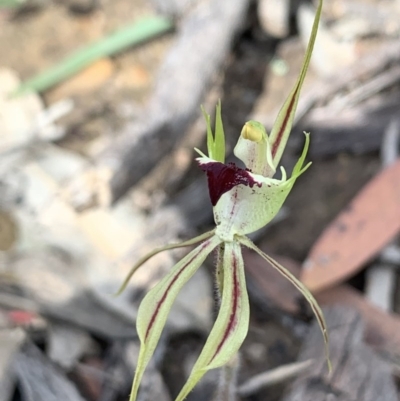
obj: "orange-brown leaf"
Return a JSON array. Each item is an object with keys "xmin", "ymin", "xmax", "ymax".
[{"xmin": 302, "ymin": 159, "xmax": 400, "ymax": 292}]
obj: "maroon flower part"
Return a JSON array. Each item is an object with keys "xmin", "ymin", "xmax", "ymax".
[{"xmin": 199, "ymin": 161, "xmax": 261, "ymax": 206}]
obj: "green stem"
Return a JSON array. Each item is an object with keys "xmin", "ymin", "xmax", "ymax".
[{"xmin": 214, "ymin": 354, "xmax": 240, "ymax": 401}]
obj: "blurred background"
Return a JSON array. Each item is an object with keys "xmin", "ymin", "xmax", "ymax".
[{"xmin": 1, "ymin": 0, "xmax": 400, "ymax": 400}]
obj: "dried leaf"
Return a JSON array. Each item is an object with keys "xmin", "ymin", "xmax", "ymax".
[{"xmin": 302, "ymin": 159, "xmax": 400, "ymax": 292}]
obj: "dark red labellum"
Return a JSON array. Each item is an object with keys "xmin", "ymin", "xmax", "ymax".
[{"xmin": 199, "ymin": 161, "xmax": 261, "ymax": 206}]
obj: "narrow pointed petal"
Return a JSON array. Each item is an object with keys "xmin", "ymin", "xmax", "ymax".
[
  {"xmin": 269, "ymin": 0, "xmax": 322, "ymax": 167},
  {"xmin": 201, "ymin": 106, "xmax": 215, "ymax": 160},
  {"xmin": 214, "ymin": 100, "xmax": 226, "ymax": 163},
  {"xmin": 175, "ymin": 241, "xmax": 249, "ymax": 401},
  {"xmin": 284, "ymin": 132, "xmax": 312, "ymax": 188},
  {"xmin": 201, "ymin": 101, "xmax": 225, "ymax": 163},
  {"xmin": 239, "ymin": 235, "xmax": 332, "ymax": 372},
  {"xmin": 116, "ymin": 229, "xmax": 216, "ymax": 295},
  {"xmin": 129, "ymin": 235, "xmax": 221, "ymax": 401}
]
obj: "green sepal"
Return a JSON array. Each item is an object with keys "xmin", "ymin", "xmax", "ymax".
[
  {"xmin": 269, "ymin": 0, "xmax": 322, "ymax": 167},
  {"xmin": 175, "ymin": 241, "xmax": 249, "ymax": 401},
  {"xmin": 239, "ymin": 236, "xmax": 332, "ymax": 373},
  {"xmin": 282, "ymin": 132, "xmax": 312, "ymax": 189},
  {"xmin": 129, "ymin": 236, "xmax": 222, "ymax": 401}
]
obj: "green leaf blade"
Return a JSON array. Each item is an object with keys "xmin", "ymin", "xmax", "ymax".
[{"xmin": 13, "ymin": 16, "xmax": 173, "ymax": 96}]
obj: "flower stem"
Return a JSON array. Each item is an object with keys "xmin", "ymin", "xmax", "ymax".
[{"xmin": 213, "ymin": 354, "xmax": 240, "ymax": 401}]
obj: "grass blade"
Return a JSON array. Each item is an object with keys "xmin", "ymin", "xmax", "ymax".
[{"xmin": 13, "ymin": 16, "xmax": 173, "ymax": 96}]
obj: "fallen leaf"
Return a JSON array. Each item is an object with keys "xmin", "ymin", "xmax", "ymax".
[{"xmin": 302, "ymin": 159, "xmax": 400, "ymax": 292}]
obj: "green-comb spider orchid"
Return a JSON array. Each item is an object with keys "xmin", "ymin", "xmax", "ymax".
[{"xmin": 119, "ymin": 1, "xmax": 330, "ymax": 400}]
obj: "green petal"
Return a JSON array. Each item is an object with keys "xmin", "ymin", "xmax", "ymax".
[
  {"xmin": 269, "ymin": 0, "xmax": 322, "ymax": 167},
  {"xmin": 175, "ymin": 241, "xmax": 250, "ymax": 401},
  {"xmin": 201, "ymin": 106, "xmax": 215, "ymax": 160},
  {"xmin": 239, "ymin": 236, "xmax": 332, "ymax": 372},
  {"xmin": 283, "ymin": 132, "xmax": 312, "ymax": 189},
  {"xmin": 214, "ymin": 100, "xmax": 226, "ymax": 163},
  {"xmin": 129, "ymin": 235, "xmax": 222, "ymax": 401},
  {"xmin": 116, "ymin": 229, "xmax": 216, "ymax": 295},
  {"xmin": 201, "ymin": 101, "xmax": 225, "ymax": 163}
]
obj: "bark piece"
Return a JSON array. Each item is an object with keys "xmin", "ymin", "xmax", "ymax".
[
  {"xmin": 294, "ymin": 41, "xmax": 400, "ymax": 157},
  {"xmin": 0, "ymin": 328, "xmax": 25, "ymax": 401},
  {"xmin": 298, "ymin": 93, "xmax": 400, "ymax": 158},
  {"xmin": 14, "ymin": 342, "xmax": 85, "ymax": 401},
  {"xmin": 315, "ymin": 285, "xmax": 400, "ymax": 360},
  {"xmin": 295, "ymin": 40, "xmax": 400, "ymax": 122},
  {"xmin": 282, "ymin": 306, "xmax": 398, "ymax": 401}
]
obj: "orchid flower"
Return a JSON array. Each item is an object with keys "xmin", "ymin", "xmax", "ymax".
[{"xmin": 119, "ymin": 1, "xmax": 330, "ymax": 400}]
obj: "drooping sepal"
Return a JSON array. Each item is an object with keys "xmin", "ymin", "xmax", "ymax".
[
  {"xmin": 269, "ymin": 0, "xmax": 322, "ymax": 167},
  {"xmin": 238, "ymin": 235, "xmax": 332, "ymax": 372},
  {"xmin": 116, "ymin": 229, "xmax": 216, "ymax": 295},
  {"xmin": 175, "ymin": 241, "xmax": 249, "ymax": 401},
  {"xmin": 129, "ymin": 236, "xmax": 222, "ymax": 401}
]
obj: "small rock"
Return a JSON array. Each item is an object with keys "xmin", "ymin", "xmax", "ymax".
[
  {"xmin": 258, "ymin": 0, "xmax": 291, "ymax": 38},
  {"xmin": 0, "ymin": 328, "xmax": 25, "ymax": 401},
  {"xmin": 48, "ymin": 323, "xmax": 96, "ymax": 369},
  {"xmin": 0, "ymin": 68, "xmax": 43, "ymax": 151}
]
